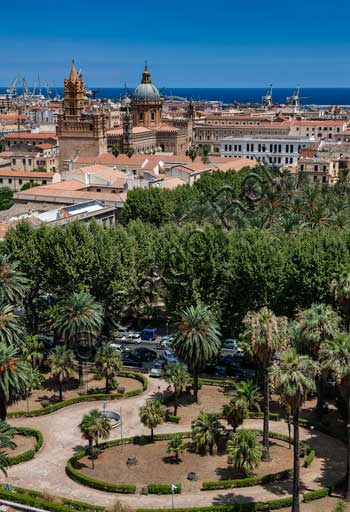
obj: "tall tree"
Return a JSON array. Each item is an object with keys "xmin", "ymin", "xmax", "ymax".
[
  {"xmin": 0, "ymin": 343, "xmax": 31, "ymax": 420},
  {"xmin": 172, "ymin": 304, "xmax": 221, "ymax": 402},
  {"xmin": 191, "ymin": 411, "xmax": 222, "ymax": 455},
  {"xmin": 167, "ymin": 434, "xmax": 186, "ymax": 463},
  {"xmin": 271, "ymin": 349, "xmax": 317, "ymax": 512},
  {"xmin": 241, "ymin": 307, "xmax": 288, "ymax": 460},
  {"xmin": 95, "ymin": 344, "xmax": 122, "ymax": 393},
  {"xmin": 293, "ymin": 303, "xmax": 340, "ymax": 415},
  {"xmin": 0, "ymin": 304, "xmax": 23, "ymax": 346},
  {"xmin": 164, "ymin": 363, "xmax": 191, "ymax": 415},
  {"xmin": 332, "ymin": 272, "xmax": 350, "ymax": 332},
  {"xmin": 321, "ymin": 334, "xmax": 350, "ymax": 501},
  {"xmin": 47, "ymin": 346, "xmax": 75, "ymax": 401},
  {"xmin": 229, "ymin": 380, "xmax": 262, "ymax": 412},
  {"xmin": 54, "ymin": 291, "xmax": 104, "ymax": 348},
  {"xmin": 139, "ymin": 400, "xmax": 165, "ymax": 441},
  {"xmin": 79, "ymin": 409, "xmax": 111, "ymax": 469},
  {"xmin": 21, "ymin": 335, "xmax": 45, "ymax": 369},
  {"xmin": 0, "ymin": 255, "xmax": 28, "ymax": 304}
]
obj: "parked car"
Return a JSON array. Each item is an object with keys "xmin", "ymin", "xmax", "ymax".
[
  {"xmin": 156, "ymin": 339, "xmax": 173, "ymax": 350},
  {"xmin": 150, "ymin": 362, "xmax": 163, "ymax": 378},
  {"xmin": 127, "ymin": 333, "xmax": 142, "ymax": 344},
  {"xmin": 213, "ymin": 366, "xmax": 227, "ymax": 378},
  {"xmin": 160, "ymin": 350, "xmax": 178, "ymax": 366},
  {"xmin": 37, "ymin": 335, "xmax": 56, "ymax": 351},
  {"xmin": 134, "ymin": 347, "xmax": 157, "ymax": 362},
  {"xmin": 141, "ymin": 328, "xmax": 158, "ymax": 341},
  {"xmin": 122, "ymin": 352, "xmax": 143, "ymax": 368},
  {"xmin": 109, "ymin": 343, "xmax": 122, "ymax": 353},
  {"xmin": 222, "ymin": 338, "xmax": 238, "ymax": 350}
]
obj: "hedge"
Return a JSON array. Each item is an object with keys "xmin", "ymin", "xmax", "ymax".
[
  {"xmin": 147, "ymin": 484, "xmax": 182, "ymax": 494},
  {"xmin": 165, "ymin": 410, "xmax": 180, "ymax": 423},
  {"xmin": 201, "ymin": 430, "xmax": 313, "ymax": 491},
  {"xmin": 8, "ymin": 371, "xmax": 148, "ymax": 418},
  {"xmin": 7, "ymin": 427, "xmax": 43, "ymax": 466},
  {"xmin": 137, "ymin": 497, "xmax": 294, "ymax": 512},
  {"xmin": 202, "ymin": 469, "xmax": 293, "ymax": 491},
  {"xmin": 0, "ymin": 485, "xmax": 104, "ymax": 512},
  {"xmin": 66, "ymin": 432, "xmax": 192, "ymax": 494}
]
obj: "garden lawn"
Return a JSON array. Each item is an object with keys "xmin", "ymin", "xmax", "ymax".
[
  {"xmin": 75, "ymin": 437, "xmax": 293, "ymax": 492},
  {"xmin": 8, "ymin": 373, "xmax": 141, "ymax": 413}
]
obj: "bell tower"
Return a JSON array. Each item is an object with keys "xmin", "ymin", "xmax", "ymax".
[
  {"xmin": 57, "ymin": 61, "xmax": 107, "ymax": 170},
  {"xmin": 62, "ymin": 61, "xmax": 85, "ymax": 118}
]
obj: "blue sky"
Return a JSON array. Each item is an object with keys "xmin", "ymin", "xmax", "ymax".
[{"xmin": 1, "ymin": 0, "xmax": 349, "ymax": 87}]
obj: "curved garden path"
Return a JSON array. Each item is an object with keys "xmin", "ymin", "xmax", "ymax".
[{"xmin": 1, "ymin": 377, "xmax": 346, "ymax": 510}]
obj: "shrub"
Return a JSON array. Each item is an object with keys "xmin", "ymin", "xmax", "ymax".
[
  {"xmin": 303, "ymin": 448, "xmax": 315, "ymax": 467},
  {"xmin": 202, "ymin": 469, "xmax": 292, "ymax": 490},
  {"xmin": 334, "ymin": 500, "xmax": 346, "ymax": 512},
  {"xmin": 147, "ymin": 484, "xmax": 181, "ymax": 494},
  {"xmin": 165, "ymin": 410, "xmax": 180, "ymax": 423}
]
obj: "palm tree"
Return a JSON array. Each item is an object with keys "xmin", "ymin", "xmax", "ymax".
[
  {"xmin": 0, "ymin": 255, "xmax": 28, "ymax": 304},
  {"xmin": 229, "ymin": 380, "xmax": 262, "ymax": 412},
  {"xmin": 21, "ymin": 335, "xmax": 45, "ymax": 369},
  {"xmin": 332, "ymin": 272, "xmax": 350, "ymax": 332},
  {"xmin": 271, "ymin": 349, "xmax": 318, "ymax": 512},
  {"xmin": 172, "ymin": 304, "xmax": 221, "ymax": 402},
  {"xmin": 167, "ymin": 434, "xmax": 186, "ymax": 463},
  {"xmin": 0, "ymin": 304, "xmax": 23, "ymax": 346},
  {"xmin": 95, "ymin": 344, "xmax": 122, "ymax": 393},
  {"xmin": 241, "ymin": 307, "xmax": 288, "ymax": 460},
  {"xmin": 222, "ymin": 398, "xmax": 249, "ymax": 433},
  {"xmin": 186, "ymin": 147, "xmax": 197, "ymax": 162},
  {"xmin": 293, "ymin": 304, "xmax": 340, "ymax": 415},
  {"xmin": 79, "ymin": 409, "xmax": 111, "ymax": 469},
  {"xmin": 54, "ymin": 291, "xmax": 104, "ymax": 348},
  {"xmin": 191, "ymin": 411, "xmax": 222, "ymax": 455},
  {"xmin": 321, "ymin": 334, "xmax": 350, "ymax": 501},
  {"xmin": 0, "ymin": 420, "xmax": 17, "ymax": 475},
  {"xmin": 0, "ymin": 343, "xmax": 31, "ymax": 420},
  {"xmin": 139, "ymin": 400, "xmax": 165, "ymax": 441},
  {"xmin": 226, "ymin": 430, "xmax": 262, "ymax": 476},
  {"xmin": 47, "ymin": 346, "xmax": 75, "ymax": 401},
  {"xmin": 164, "ymin": 363, "xmax": 191, "ymax": 415}
]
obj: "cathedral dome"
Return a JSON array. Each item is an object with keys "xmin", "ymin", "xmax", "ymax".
[{"xmin": 132, "ymin": 66, "xmax": 161, "ymax": 101}]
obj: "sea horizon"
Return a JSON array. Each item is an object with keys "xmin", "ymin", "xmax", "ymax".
[{"xmin": 2, "ymin": 87, "xmax": 350, "ymax": 105}]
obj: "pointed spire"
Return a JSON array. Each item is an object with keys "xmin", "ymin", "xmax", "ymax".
[
  {"xmin": 141, "ymin": 63, "xmax": 151, "ymax": 84},
  {"xmin": 69, "ymin": 60, "xmax": 78, "ymax": 82}
]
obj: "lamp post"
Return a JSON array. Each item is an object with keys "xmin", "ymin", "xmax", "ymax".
[
  {"xmin": 171, "ymin": 485, "xmax": 177, "ymax": 509},
  {"xmin": 166, "ymin": 321, "xmax": 169, "ymax": 337}
]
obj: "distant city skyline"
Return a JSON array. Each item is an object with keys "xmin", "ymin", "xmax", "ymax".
[{"xmin": 1, "ymin": 0, "xmax": 350, "ymax": 88}]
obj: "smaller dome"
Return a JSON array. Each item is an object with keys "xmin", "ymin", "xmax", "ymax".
[{"xmin": 132, "ymin": 65, "xmax": 161, "ymax": 101}]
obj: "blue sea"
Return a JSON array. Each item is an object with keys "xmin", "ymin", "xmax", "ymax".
[{"xmin": 2, "ymin": 87, "xmax": 350, "ymax": 105}]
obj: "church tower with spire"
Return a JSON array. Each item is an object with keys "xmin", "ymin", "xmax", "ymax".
[{"xmin": 57, "ymin": 61, "xmax": 107, "ymax": 170}]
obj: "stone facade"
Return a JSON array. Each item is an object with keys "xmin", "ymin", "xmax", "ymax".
[{"xmin": 57, "ymin": 62, "xmax": 107, "ymax": 170}]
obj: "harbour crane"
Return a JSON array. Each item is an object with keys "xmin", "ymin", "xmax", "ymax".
[
  {"xmin": 262, "ymin": 84, "xmax": 273, "ymax": 108},
  {"xmin": 7, "ymin": 75, "xmax": 19, "ymax": 96}
]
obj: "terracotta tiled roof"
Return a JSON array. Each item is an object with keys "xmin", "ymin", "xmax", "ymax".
[
  {"xmin": 0, "ymin": 170, "xmax": 55, "ymax": 178},
  {"xmin": 35, "ymin": 143, "xmax": 56, "ymax": 150},
  {"xmin": 282, "ymin": 120, "xmax": 346, "ymax": 127},
  {"xmin": 6, "ymin": 132, "xmax": 58, "ymax": 140}
]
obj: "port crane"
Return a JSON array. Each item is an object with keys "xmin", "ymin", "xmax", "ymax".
[{"xmin": 262, "ymin": 84, "xmax": 273, "ymax": 108}]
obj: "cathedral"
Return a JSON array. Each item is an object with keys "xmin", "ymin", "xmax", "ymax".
[
  {"xmin": 56, "ymin": 62, "xmax": 193, "ymax": 169},
  {"xmin": 121, "ymin": 65, "xmax": 194, "ymax": 154},
  {"xmin": 57, "ymin": 62, "xmax": 107, "ymax": 169}
]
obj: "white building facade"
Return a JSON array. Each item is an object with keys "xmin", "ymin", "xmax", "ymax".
[{"xmin": 220, "ymin": 135, "xmax": 314, "ymax": 167}]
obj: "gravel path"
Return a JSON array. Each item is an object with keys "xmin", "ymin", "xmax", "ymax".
[{"xmin": 1, "ymin": 377, "xmax": 346, "ymax": 510}]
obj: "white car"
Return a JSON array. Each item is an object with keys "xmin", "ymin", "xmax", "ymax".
[
  {"xmin": 127, "ymin": 333, "xmax": 142, "ymax": 344},
  {"xmin": 110, "ymin": 343, "xmax": 122, "ymax": 352},
  {"xmin": 150, "ymin": 362, "xmax": 163, "ymax": 378}
]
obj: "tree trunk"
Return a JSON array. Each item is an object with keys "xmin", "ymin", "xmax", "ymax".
[
  {"xmin": 262, "ymin": 367, "xmax": 270, "ymax": 461},
  {"xmin": 193, "ymin": 368, "xmax": 199, "ymax": 403},
  {"xmin": 0, "ymin": 398, "xmax": 7, "ymax": 421},
  {"xmin": 315, "ymin": 375, "xmax": 324, "ymax": 417},
  {"xmin": 58, "ymin": 379, "xmax": 63, "ymax": 402},
  {"xmin": 288, "ymin": 414, "xmax": 292, "ymax": 449},
  {"xmin": 79, "ymin": 360, "xmax": 83, "ymax": 383},
  {"xmin": 292, "ymin": 408, "xmax": 300, "ymax": 512},
  {"xmin": 105, "ymin": 376, "xmax": 109, "ymax": 394},
  {"xmin": 89, "ymin": 439, "xmax": 94, "ymax": 470},
  {"xmin": 151, "ymin": 427, "xmax": 154, "ymax": 442},
  {"xmin": 345, "ymin": 396, "xmax": 350, "ymax": 501}
]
